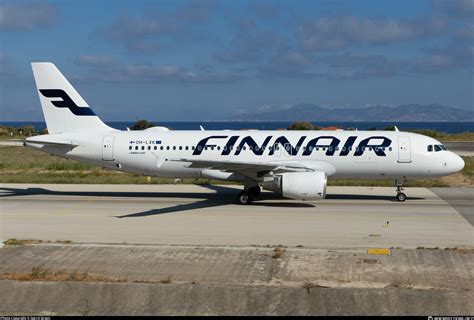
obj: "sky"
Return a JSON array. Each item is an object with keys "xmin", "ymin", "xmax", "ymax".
[{"xmin": 0, "ymin": 0, "xmax": 473, "ymax": 121}]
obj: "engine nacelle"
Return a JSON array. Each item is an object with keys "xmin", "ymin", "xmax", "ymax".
[{"xmin": 280, "ymin": 171, "xmax": 327, "ymax": 200}]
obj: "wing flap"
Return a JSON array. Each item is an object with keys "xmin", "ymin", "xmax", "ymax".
[{"xmin": 168, "ymin": 158, "xmax": 314, "ymax": 175}]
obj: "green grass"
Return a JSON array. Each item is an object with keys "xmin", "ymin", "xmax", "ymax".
[
  {"xmin": 45, "ymin": 161, "xmax": 94, "ymax": 171},
  {"xmin": 0, "ymin": 145, "xmax": 471, "ymax": 186},
  {"xmin": 0, "ymin": 146, "xmax": 225, "ymax": 184},
  {"xmin": 463, "ymin": 156, "xmax": 474, "ymax": 177},
  {"xmin": 409, "ymin": 130, "xmax": 474, "ymax": 142}
]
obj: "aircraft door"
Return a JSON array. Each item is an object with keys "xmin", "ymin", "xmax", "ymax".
[
  {"xmin": 397, "ymin": 136, "xmax": 411, "ymax": 163},
  {"xmin": 102, "ymin": 136, "xmax": 115, "ymax": 161}
]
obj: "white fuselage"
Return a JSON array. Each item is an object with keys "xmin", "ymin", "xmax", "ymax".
[{"xmin": 26, "ymin": 128, "xmax": 465, "ymax": 182}]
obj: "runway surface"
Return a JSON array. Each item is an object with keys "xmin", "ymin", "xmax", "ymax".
[{"xmin": 0, "ymin": 184, "xmax": 472, "ymax": 248}]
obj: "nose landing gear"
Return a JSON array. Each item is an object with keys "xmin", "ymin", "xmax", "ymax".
[{"xmin": 395, "ymin": 180, "xmax": 406, "ymax": 202}]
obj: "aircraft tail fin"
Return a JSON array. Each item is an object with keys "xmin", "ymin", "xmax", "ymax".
[{"xmin": 31, "ymin": 62, "xmax": 114, "ymax": 133}]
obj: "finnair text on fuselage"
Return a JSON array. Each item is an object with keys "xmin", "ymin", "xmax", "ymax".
[{"xmin": 190, "ymin": 135, "xmax": 391, "ymax": 157}]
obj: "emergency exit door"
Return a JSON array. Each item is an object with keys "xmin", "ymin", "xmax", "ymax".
[
  {"xmin": 397, "ymin": 136, "xmax": 411, "ymax": 163},
  {"xmin": 102, "ymin": 136, "xmax": 115, "ymax": 161}
]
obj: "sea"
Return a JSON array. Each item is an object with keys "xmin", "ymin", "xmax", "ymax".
[{"xmin": 1, "ymin": 121, "xmax": 473, "ymax": 133}]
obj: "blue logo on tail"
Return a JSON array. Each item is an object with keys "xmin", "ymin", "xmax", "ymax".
[{"xmin": 39, "ymin": 89, "xmax": 95, "ymax": 116}]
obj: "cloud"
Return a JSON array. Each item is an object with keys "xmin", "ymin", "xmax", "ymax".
[
  {"xmin": 215, "ymin": 30, "xmax": 288, "ymax": 65},
  {"xmin": 99, "ymin": 1, "xmax": 217, "ymax": 54},
  {"xmin": 420, "ymin": 39, "xmax": 474, "ymax": 71},
  {"xmin": 296, "ymin": 15, "xmax": 445, "ymax": 51},
  {"xmin": 74, "ymin": 55, "xmax": 116, "ymax": 67},
  {"xmin": 0, "ymin": 1, "xmax": 56, "ymax": 31},
  {"xmin": 455, "ymin": 22, "xmax": 474, "ymax": 40},
  {"xmin": 214, "ymin": 9, "xmax": 452, "ymax": 80},
  {"xmin": 433, "ymin": 0, "xmax": 474, "ymax": 19},
  {"xmin": 248, "ymin": 2, "xmax": 280, "ymax": 18},
  {"xmin": 257, "ymin": 51, "xmax": 317, "ymax": 78},
  {"xmin": 318, "ymin": 42, "xmax": 474, "ymax": 80},
  {"xmin": 176, "ymin": 0, "xmax": 217, "ymax": 22},
  {"xmin": 74, "ymin": 56, "xmax": 241, "ymax": 84}
]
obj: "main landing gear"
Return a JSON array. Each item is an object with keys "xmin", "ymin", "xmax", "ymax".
[
  {"xmin": 237, "ymin": 186, "xmax": 261, "ymax": 205},
  {"xmin": 395, "ymin": 180, "xmax": 407, "ymax": 202}
]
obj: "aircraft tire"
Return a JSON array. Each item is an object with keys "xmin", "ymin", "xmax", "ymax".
[
  {"xmin": 248, "ymin": 186, "xmax": 261, "ymax": 198},
  {"xmin": 396, "ymin": 192, "xmax": 407, "ymax": 202},
  {"xmin": 237, "ymin": 191, "xmax": 252, "ymax": 205}
]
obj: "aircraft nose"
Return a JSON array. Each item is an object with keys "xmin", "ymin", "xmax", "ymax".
[{"xmin": 449, "ymin": 152, "xmax": 465, "ymax": 173}]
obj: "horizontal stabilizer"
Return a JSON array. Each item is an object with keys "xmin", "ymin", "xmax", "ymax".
[{"xmin": 24, "ymin": 135, "xmax": 78, "ymax": 148}]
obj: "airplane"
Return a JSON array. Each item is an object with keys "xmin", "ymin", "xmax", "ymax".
[{"xmin": 24, "ymin": 62, "xmax": 465, "ymax": 204}]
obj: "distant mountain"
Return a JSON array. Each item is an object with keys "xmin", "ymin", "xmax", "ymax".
[{"xmin": 236, "ymin": 103, "xmax": 474, "ymax": 122}]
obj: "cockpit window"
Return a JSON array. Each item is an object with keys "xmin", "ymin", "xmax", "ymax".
[
  {"xmin": 440, "ymin": 145, "xmax": 448, "ymax": 151},
  {"xmin": 427, "ymin": 145, "xmax": 433, "ymax": 152},
  {"xmin": 434, "ymin": 145, "xmax": 442, "ymax": 152}
]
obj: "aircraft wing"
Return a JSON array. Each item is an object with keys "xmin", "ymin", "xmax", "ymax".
[{"xmin": 167, "ymin": 158, "xmax": 315, "ymax": 177}]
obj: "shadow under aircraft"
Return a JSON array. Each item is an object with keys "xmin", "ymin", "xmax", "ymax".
[{"xmin": 1, "ymin": 185, "xmax": 423, "ymax": 218}]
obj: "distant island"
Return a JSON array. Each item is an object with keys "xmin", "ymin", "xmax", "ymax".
[{"xmin": 236, "ymin": 103, "xmax": 474, "ymax": 122}]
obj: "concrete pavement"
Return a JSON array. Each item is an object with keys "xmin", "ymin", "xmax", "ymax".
[{"xmin": 1, "ymin": 184, "xmax": 472, "ymax": 248}]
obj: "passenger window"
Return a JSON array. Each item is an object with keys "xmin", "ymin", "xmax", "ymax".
[
  {"xmin": 135, "ymin": 146, "xmax": 138, "ymax": 150},
  {"xmin": 141, "ymin": 146, "xmax": 145, "ymax": 150},
  {"xmin": 160, "ymin": 146, "xmax": 163, "ymax": 150},
  {"xmin": 148, "ymin": 146, "xmax": 151, "ymax": 150},
  {"xmin": 166, "ymin": 146, "xmax": 170, "ymax": 150},
  {"xmin": 129, "ymin": 146, "xmax": 132, "ymax": 150},
  {"xmin": 434, "ymin": 145, "xmax": 442, "ymax": 152},
  {"xmin": 154, "ymin": 146, "xmax": 157, "ymax": 150},
  {"xmin": 185, "ymin": 146, "xmax": 189, "ymax": 150},
  {"xmin": 427, "ymin": 145, "xmax": 433, "ymax": 152},
  {"xmin": 192, "ymin": 146, "xmax": 195, "ymax": 150},
  {"xmin": 389, "ymin": 147, "xmax": 392, "ymax": 151}
]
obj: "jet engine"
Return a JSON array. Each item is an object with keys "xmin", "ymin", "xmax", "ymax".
[{"xmin": 264, "ymin": 171, "xmax": 327, "ymax": 200}]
